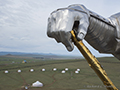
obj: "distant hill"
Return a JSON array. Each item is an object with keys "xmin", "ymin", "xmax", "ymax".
[
  {"xmin": 0, "ymin": 52, "xmax": 55, "ymax": 56},
  {"xmin": 0, "ymin": 52, "xmax": 25, "ymax": 56},
  {"xmin": 0, "ymin": 52, "xmax": 82, "ymax": 59}
]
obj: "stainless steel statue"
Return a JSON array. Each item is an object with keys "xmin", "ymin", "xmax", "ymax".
[{"xmin": 47, "ymin": 4, "xmax": 120, "ymax": 60}]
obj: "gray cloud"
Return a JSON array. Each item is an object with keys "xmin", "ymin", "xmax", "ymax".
[{"xmin": 0, "ymin": 0, "xmax": 119, "ymax": 57}]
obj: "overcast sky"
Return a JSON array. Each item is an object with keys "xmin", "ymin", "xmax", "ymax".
[{"xmin": 0, "ymin": 0, "xmax": 120, "ymax": 57}]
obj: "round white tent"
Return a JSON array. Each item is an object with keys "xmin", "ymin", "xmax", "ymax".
[
  {"xmin": 42, "ymin": 68, "xmax": 45, "ymax": 71},
  {"xmin": 75, "ymin": 71, "xmax": 79, "ymax": 74},
  {"xmin": 53, "ymin": 68, "xmax": 57, "ymax": 71},
  {"xmin": 18, "ymin": 69, "xmax": 21, "ymax": 73},
  {"xmin": 30, "ymin": 69, "xmax": 34, "ymax": 72},
  {"xmin": 4, "ymin": 70, "xmax": 8, "ymax": 73},
  {"xmin": 32, "ymin": 81, "xmax": 43, "ymax": 87},
  {"xmin": 61, "ymin": 70, "xmax": 65, "ymax": 73},
  {"xmin": 77, "ymin": 69, "xmax": 80, "ymax": 71},
  {"xmin": 65, "ymin": 68, "xmax": 68, "ymax": 71}
]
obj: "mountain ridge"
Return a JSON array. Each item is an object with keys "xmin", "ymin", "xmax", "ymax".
[{"xmin": 0, "ymin": 51, "xmax": 82, "ymax": 59}]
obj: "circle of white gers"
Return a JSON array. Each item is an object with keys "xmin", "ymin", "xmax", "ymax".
[
  {"xmin": 4, "ymin": 68, "xmax": 80, "ymax": 73},
  {"xmin": 4, "ymin": 68, "xmax": 46, "ymax": 73}
]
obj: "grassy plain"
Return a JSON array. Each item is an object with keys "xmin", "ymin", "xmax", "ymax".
[{"xmin": 0, "ymin": 56, "xmax": 120, "ymax": 90}]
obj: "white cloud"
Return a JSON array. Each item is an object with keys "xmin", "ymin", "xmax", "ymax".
[{"xmin": 0, "ymin": 0, "xmax": 119, "ymax": 57}]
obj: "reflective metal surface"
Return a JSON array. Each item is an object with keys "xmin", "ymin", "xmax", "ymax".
[
  {"xmin": 71, "ymin": 30, "xmax": 118, "ymax": 90},
  {"xmin": 47, "ymin": 4, "xmax": 120, "ymax": 60}
]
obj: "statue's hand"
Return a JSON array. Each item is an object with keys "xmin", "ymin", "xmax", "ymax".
[{"xmin": 47, "ymin": 9, "xmax": 89, "ymax": 51}]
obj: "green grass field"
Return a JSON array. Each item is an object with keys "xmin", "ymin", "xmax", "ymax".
[{"xmin": 0, "ymin": 56, "xmax": 120, "ymax": 90}]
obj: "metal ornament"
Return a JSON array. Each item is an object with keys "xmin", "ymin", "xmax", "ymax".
[{"xmin": 47, "ymin": 4, "xmax": 120, "ymax": 60}]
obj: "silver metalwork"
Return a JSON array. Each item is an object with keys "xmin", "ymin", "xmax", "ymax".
[{"xmin": 47, "ymin": 4, "xmax": 120, "ymax": 60}]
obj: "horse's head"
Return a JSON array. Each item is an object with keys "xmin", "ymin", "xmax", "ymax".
[{"xmin": 47, "ymin": 5, "xmax": 89, "ymax": 51}]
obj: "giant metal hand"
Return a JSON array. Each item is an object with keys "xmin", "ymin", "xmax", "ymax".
[{"xmin": 47, "ymin": 4, "xmax": 120, "ymax": 60}]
